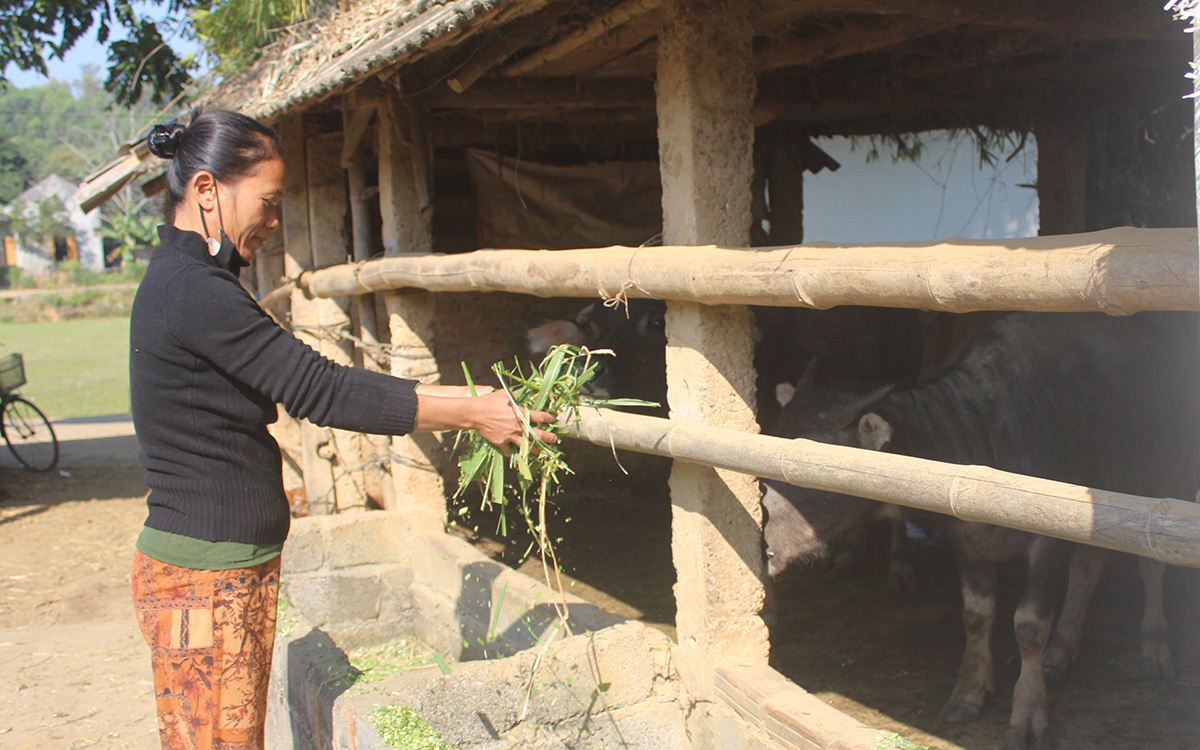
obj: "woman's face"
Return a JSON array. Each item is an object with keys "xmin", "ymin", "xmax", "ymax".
[{"xmin": 218, "ymin": 156, "xmax": 286, "ymax": 263}]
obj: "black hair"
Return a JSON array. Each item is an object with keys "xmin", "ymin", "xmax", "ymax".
[{"xmin": 147, "ymin": 109, "xmax": 285, "ymax": 218}]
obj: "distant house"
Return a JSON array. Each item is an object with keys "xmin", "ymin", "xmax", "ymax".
[{"xmin": 0, "ymin": 174, "xmax": 104, "ymax": 273}]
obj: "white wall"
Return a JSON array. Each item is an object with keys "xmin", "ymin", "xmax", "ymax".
[{"xmin": 803, "ymin": 131, "xmax": 1039, "ymax": 244}]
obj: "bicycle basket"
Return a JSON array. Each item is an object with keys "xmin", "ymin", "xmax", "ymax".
[{"xmin": 0, "ymin": 353, "xmax": 25, "ymax": 391}]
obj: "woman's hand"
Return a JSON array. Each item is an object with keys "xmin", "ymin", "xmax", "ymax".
[
  {"xmin": 413, "ymin": 387, "xmax": 557, "ymax": 451},
  {"xmin": 469, "ymin": 390, "xmax": 557, "ymax": 451}
]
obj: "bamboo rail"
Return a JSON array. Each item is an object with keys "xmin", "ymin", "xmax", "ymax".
[
  {"xmin": 564, "ymin": 409, "xmax": 1200, "ymax": 568},
  {"xmin": 300, "ymin": 227, "xmax": 1199, "ymax": 314}
]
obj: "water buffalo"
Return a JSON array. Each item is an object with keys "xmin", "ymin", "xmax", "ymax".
[
  {"xmin": 762, "ymin": 311, "xmax": 1199, "ymax": 750},
  {"xmin": 527, "ymin": 299, "xmax": 924, "ymax": 421}
]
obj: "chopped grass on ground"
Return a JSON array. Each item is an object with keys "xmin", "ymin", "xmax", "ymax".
[
  {"xmin": 0, "ymin": 317, "xmax": 131, "ymax": 418},
  {"xmin": 276, "ymin": 594, "xmax": 302, "ymax": 639},
  {"xmin": 371, "ymin": 706, "xmax": 457, "ymax": 750},
  {"xmin": 347, "ymin": 638, "xmax": 445, "ymax": 685},
  {"xmin": 876, "ymin": 732, "xmax": 938, "ymax": 750}
]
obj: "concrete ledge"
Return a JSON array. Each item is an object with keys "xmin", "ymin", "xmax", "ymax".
[
  {"xmin": 410, "ymin": 533, "xmax": 624, "ymax": 659},
  {"xmin": 272, "ymin": 509, "xmax": 891, "ymax": 750},
  {"xmin": 331, "ymin": 621, "xmax": 681, "ymax": 750},
  {"xmin": 716, "ymin": 665, "xmax": 886, "ymax": 750}
]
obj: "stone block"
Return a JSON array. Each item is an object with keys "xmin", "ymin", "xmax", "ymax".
[
  {"xmin": 375, "ymin": 563, "xmax": 416, "ymax": 625},
  {"xmin": 411, "ymin": 533, "xmax": 506, "ymax": 598},
  {"xmin": 328, "ymin": 511, "xmax": 410, "ymax": 569},
  {"xmin": 282, "ymin": 516, "xmax": 327, "ymax": 575},
  {"xmin": 285, "ymin": 571, "xmax": 383, "ymax": 627}
]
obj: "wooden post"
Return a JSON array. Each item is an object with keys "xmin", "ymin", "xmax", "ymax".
[
  {"xmin": 656, "ymin": 0, "xmax": 769, "ymax": 702},
  {"xmin": 378, "ymin": 90, "xmax": 447, "ymax": 529},
  {"xmin": 280, "ymin": 115, "xmax": 338, "ymax": 514},
  {"xmin": 1036, "ymin": 107, "xmax": 1088, "ymax": 236},
  {"xmin": 343, "ymin": 97, "xmax": 392, "ymax": 507},
  {"xmin": 306, "ymin": 122, "xmax": 370, "ymax": 513}
]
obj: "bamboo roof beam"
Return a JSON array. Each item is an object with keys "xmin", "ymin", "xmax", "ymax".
[
  {"xmin": 565, "ymin": 409, "xmax": 1200, "ymax": 568},
  {"xmin": 299, "ymin": 227, "xmax": 1199, "ymax": 315},
  {"xmin": 756, "ymin": 16, "xmax": 953, "ymax": 71},
  {"xmin": 497, "ymin": 0, "xmax": 661, "ymax": 78},
  {"xmin": 766, "ymin": 0, "xmax": 1182, "ymax": 41},
  {"xmin": 517, "ymin": 7, "xmax": 662, "ymax": 79},
  {"xmin": 446, "ymin": 5, "xmax": 568, "ymax": 93},
  {"xmin": 430, "ymin": 77, "xmax": 654, "ymax": 109}
]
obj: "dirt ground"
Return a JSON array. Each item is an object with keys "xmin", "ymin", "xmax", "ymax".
[
  {"xmin": 6, "ymin": 421, "xmax": 1200, "ymax": 750},
  {"xmin": 0, "ymin": 415, "xmax": 158, "ymax": 749}
]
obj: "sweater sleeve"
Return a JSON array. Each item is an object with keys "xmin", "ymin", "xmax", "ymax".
[{"xmin": 163, "ymin": 265, "xmax": 419, "ymax": 436}]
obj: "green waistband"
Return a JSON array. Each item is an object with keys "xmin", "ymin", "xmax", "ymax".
[{"xmin": 137, "ymin": 526, "xmax": 284, "ymax": 571}]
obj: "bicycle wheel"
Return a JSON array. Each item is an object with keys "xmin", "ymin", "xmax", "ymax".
[{"xmin": 2, "ymin": 396, "xmax": 58, "ymax": 472}]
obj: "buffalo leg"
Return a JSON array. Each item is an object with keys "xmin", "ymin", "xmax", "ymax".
[
  {"xmin": 1138, "ymin": 557, "xmax": 1174, "ymax": 681},
  {"xmin": 1004, "ymin": 537, "xmax": 1065, "ymax": 750},
  {"xmin": 940, "ymin": 551, "xmax": 996, "ymax": 724},
  {"xmin": 886, "ymin": 509, "xmax": 915, "ymax": 592},
  {"xmin": 1044, "ymin": 545, "xmax": 1107, "ymax": 683}
]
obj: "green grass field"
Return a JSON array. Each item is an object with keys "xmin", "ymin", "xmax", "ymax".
[{"xmin": 0, "ymin": 317, "xmax": 131, "ymax": 419}]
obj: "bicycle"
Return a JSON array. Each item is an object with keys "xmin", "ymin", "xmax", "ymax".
[{"xmin": 0, "ymin": 353, "xmax": 58, "ymax": 471}]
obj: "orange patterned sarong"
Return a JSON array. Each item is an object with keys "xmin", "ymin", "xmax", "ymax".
[{"xmin": 131, "ymin": 550, "xmax": 281, "ymax": 750}]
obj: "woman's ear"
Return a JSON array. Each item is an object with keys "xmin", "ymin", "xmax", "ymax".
[{"xmin": 190, "ymin": 170, "xmax": 218, "ymax": 211}]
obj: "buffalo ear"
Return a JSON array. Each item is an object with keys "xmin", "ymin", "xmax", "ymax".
[
  {"xmin": 857, "ymin": 412, "xmax": 893, "ymax": 451},
  {"xmin": 775, "ymin": 382, "xmax": 796, "ymax": 407},
  {"xmin": 526, "ymin": 320, "xmax": 584, "ymax": 355}
]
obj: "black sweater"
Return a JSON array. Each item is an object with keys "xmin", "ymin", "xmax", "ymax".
[{"xmin": 130, "ymin": 225, "xmax": 419, "ymax": 544}]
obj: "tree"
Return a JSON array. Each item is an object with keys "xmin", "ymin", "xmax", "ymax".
[
  {"xmin": 0, "ymin": 69, "xmax": 161, "ymax": 190},
  {"xmin": 0, "ymin": 0, "xmax": 197, "ymax": 105},
  {"xmin": 98, "ymin": 190, "xmax": 159, "ymax": 266},
  {"xmin": 0, "ymin": 0, "xmax": 321, "ymax": 105},
  {"xmin": 0, "ymin": 135, "xmax": 33, "ymax": 203}
]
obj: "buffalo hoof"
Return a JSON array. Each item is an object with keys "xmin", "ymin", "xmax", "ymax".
[
  {"xmin": 1042, "ymin": 646, "xmax": 1072, "ymax": 687},
  {"xmin": 938, "ymin": 701, "xmax": 981, "ymax": 724},
  {"xmin": 1003, "ymin": 725, "xmax": 1054, "ymax": 750},
  {"xmin": 1140, "ymin": 635, "xmax": 1175, "ymax": 682}
]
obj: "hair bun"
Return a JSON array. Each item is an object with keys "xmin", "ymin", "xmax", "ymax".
[{"xmin": 147, "ymin": 122, "xmax": 186, "ymax": 159}]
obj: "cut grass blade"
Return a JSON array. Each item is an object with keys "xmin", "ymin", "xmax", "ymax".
[{"xmin": 451, "ymin": 344, "xmax": 657, "ymax": 564}]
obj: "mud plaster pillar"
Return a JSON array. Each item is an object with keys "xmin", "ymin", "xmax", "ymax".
[
  {"xmin": 656, "ymin": 0, "xmax": 769, "ymax": 698},
  {"xmin": 378, "ymin": 92, "xmax": 447, "ymax": 531}
]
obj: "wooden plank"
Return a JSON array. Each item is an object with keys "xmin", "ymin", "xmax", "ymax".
[
  {"xmin": 300, "ymin": 227, "xmax": 1200, "ymax": 315},
  {"xmin": 565, "ymin": 408, "xmax": 1200, "ymax": 568},
  {"xmin": 280, "ymin": 114, "xmax": 339, "ymax": 514},
  {"xmin": 305, "ymin": 128, "xmax": 369, "ymax": 513}
]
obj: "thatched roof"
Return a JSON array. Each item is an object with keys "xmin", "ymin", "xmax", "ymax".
[
  {"xmin": 203, "ymin": 0, "xmax": 1191, "ymax": 140},
  {"xmin": 206, "ymin": 0, "xmax": 535, "ymax": 121}
]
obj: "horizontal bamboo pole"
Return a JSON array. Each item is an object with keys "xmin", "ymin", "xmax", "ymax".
[
  {"xmin": 302, "ymin": 227, "xmax": 1199, "ymax": 313},
  {"xmin": 564, "ymin": 408, "xmax": 1200, "ymax": 568}
]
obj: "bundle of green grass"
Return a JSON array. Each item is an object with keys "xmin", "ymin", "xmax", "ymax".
[{"xmin": 453, "ymin": 344, "xmax": 654, "ymax": 560}]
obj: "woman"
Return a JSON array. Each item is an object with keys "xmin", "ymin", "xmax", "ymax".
[{"xmin": 130, "ymin": 109, "xmax": 553, "ymax": 749}]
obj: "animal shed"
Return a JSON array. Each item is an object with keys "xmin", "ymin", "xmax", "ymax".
[{"xmin": 89, "ymin": 0, "xmax": 1200, "ymax": 747}]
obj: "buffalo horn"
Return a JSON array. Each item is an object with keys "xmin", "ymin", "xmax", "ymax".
[{"xmin": 822, "ymin": 384, "xmax": 895, "ymax": 431}]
